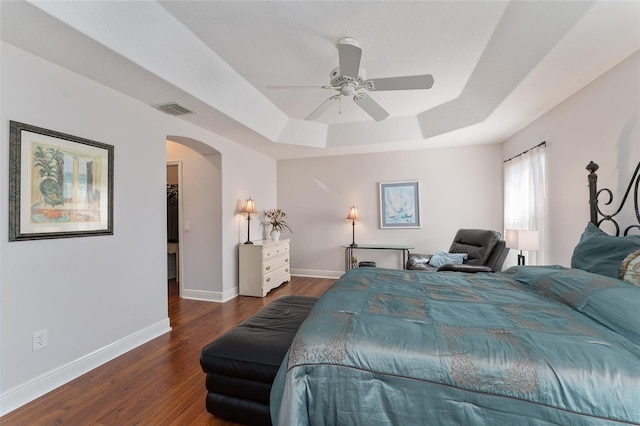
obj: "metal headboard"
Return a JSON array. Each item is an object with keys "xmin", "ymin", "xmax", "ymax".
[{"xmin": 587, "ymin": 161, "xmax": 640, "ymax": 236}]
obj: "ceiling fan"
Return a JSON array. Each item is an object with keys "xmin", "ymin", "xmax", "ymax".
[{"xmin": 267, "ymin": 37, "xmax": 434, "ymax": 121}]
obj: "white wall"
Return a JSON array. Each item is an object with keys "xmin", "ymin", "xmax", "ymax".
[
  {"xmin": 278, "ymin": 144, "xmax": 503, "ymax": 276},
  {"xmin": 502, "ymin": 50, "xmax": 640, "ymax": 265},
  {"xmin": 0, "ymin": 42, "xmax": 277, "ymax": 414}
]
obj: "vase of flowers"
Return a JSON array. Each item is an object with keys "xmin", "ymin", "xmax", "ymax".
[{"xmin": 264, "ymin": 208, "xmax": 292, "ymax": 241}]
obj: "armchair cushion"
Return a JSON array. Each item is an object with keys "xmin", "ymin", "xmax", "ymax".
[{"xmin": 406, "ymin": 253, "xmax": 432, "ymax": 270}]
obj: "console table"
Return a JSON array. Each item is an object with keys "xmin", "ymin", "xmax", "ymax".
[{"xmin": 342, "ymin": 244, "xmax": 414, "ymax": 271}]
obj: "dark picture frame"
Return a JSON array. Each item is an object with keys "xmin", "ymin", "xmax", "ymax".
[
  {"xmin": 379, "ymin": 180, "xmax": 421, "ymax": 229},
  {"xmin": 9, "ymin": 121, "xmax": 114, "ymax": 241}
]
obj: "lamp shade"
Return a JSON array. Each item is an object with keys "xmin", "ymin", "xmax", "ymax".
[
  {"xmin": 346, "ymin": 205, "xmax": 358, "ymax": 220},
  {"xmin": 240, "ymin": 197, "xmax": 258, "ymax": 215},
  {"xmin": 505, "ymin": 229, "xmax": 539, "ymax": 251}
]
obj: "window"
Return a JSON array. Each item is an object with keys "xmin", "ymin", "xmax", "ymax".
[{"xmin": 503, "ymin": 143, "xmax": 546, "ymax": 266}]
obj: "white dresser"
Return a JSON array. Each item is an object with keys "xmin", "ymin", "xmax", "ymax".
[{"xmin": 239, "ymin": 239, "xmax": 291, "ymax": 297}]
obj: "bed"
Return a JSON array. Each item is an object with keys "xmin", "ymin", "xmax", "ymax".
[{"xmin": 270, "ymin": 161, "xmax": 640, "ymax": 425}]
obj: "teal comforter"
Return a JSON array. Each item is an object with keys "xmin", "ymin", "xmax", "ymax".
[{"xmin": 271, "ymin": 266, "xmax": 640, "ymax": 425}]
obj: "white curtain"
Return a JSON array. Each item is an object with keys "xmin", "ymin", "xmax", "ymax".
[{"xmin": 503, "ymin": 143, "xmax": 546, "ymax": 266}]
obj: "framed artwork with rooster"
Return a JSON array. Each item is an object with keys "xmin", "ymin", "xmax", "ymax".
[{"xmin": 9, "ymin": 121, "xmax": 113, "ymax": 241}]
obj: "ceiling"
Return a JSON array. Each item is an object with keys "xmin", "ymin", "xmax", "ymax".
[{"xmin": 1, "ymin": 1, "xmax": 638, "ymax": 159}]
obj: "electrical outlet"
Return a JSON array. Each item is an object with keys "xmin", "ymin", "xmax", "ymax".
[{"xmin": 32, "ymin": 329, "xmax": 48, "ymax": 351}]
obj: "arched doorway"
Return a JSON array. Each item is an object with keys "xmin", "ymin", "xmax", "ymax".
[{"xmin": 166, "ymin": 138, "xmax": 222, "ymax": 299}]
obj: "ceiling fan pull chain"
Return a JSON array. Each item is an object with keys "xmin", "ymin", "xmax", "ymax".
[{"xmin": 338, "ymin": 96, "xmax": 343, "ymax": 115}]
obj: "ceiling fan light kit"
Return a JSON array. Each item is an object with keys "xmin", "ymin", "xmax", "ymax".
[{"xmin": 269, "ymin": 36, "xmax": 434, "ymax": 122}]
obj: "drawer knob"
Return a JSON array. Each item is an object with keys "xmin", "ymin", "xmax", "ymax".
[
  {"xmin": 266, "ymin": 278, "xmax": 271, "ymax": 282},
  {"xmin": 266, "ymin": 266, "xmax": 271, "ymax": 271},
  {"xmin": 285, "ymin": 258, "xmax": 289, "ymax": 263}
]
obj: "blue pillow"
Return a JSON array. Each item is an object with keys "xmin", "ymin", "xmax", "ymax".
[
  {"xmin": 571, "ymin": 223, "xmax": 640, "ymax": 279},
  {"xmin": 429, "ymin": 251, "xmax": 468, "ymax": 268}
]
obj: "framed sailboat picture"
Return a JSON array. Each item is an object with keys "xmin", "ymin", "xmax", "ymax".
[{"xmin": 379, "ymin": 180, "xmax": 421, "ymax": 229}]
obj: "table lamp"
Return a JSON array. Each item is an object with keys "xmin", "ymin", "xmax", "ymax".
[
  {"xmin": 506, "ymin": 229, "xmax": 539, "ymax": 265},
  {"xmin": 346, "ymin": 205, "xmax": 358, "ymax": 248},
  {"xmin": 240, "ymin": 197, "xmax": 258, "ymax": 244}
]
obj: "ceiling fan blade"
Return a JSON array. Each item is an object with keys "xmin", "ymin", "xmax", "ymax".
[
  {"xmin": 365, "ymin": 74, "xmax": 434, "ymax": 91},
  {"xmin": 267, "ymin": 85, "xmax": 324, "ymax": 90},
  {"xmin": 305, "ymin": 95, "xmax": 340, "ymax": 121},
  {"xmin": 353, "ymin": 93, "xmax": 389, "ymax": 121},
  {"xmin": 337, "ymin": 37, "xmax": 362, "ymax": 79}
]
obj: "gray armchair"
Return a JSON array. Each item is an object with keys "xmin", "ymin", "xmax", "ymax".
[{"xmin": 406, "ymin": 229, "xmax": 509, "ymax": 273}]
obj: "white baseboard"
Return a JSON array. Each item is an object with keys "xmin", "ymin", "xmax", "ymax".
[
  {"xmin": 181, "ymin": 287, "xmax": 238, "ymax": 303},
  {"xmin": 0, "ymin": 318, "xmax": 171, "ymax": 417},
  {"xmin": 291, "ymin": 269, "xmax": 344, "ymax": 279}
]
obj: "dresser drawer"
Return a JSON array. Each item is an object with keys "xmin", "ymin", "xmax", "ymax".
[
  {"xmin": 263, "ymin": 255, "xmax": 289, "ymax": 275},
  {"xmin": 263, "ymin": 242, "xmax": 289, "ymax": 260}
]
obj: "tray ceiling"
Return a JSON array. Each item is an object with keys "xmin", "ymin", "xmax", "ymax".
[{"xmin": 1, "ymin": 1, "xmax": 638, "ymax": 159}]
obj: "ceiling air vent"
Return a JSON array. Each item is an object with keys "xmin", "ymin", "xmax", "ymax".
[{"xmin": 153, "ymin": 102, "xmax": 196, "ymax": 116}]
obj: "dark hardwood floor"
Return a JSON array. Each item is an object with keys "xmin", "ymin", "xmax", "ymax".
[{"xmin": 1, "ymin": 276, "xmax": 336, "ymax": 425}]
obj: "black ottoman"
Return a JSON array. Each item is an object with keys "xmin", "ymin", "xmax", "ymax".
[{"xmin": 200, "ymin": 295, "xmax": 318, "ymax": 426}]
